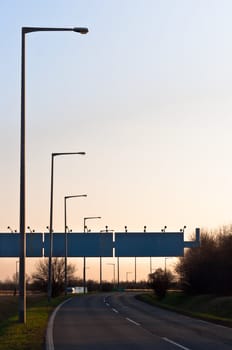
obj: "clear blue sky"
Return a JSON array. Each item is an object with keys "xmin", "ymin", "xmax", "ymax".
[{"xmin": 1, "ymin": 0, "xmax": 232, "ymax": 281}]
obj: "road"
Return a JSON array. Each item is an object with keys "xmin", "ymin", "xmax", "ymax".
[{"xmin": 51, "ymin": 292, "xmax": 232, "ymax": 350}]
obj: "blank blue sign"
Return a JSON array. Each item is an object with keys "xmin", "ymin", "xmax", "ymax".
[
  {"xmin": 0, "ymin": 229, "xmax": 200, "ymax": 258},
  {"xmin": 0, "ymin": 233, "xmax": 43, "ymax": 257},
  {"xmin": 44, "ymin": 233, "xmax": 113, "ymax": 257},
  {"xmin": 115, "ymin": 232, "xmax": 184, "ymax": 257}
]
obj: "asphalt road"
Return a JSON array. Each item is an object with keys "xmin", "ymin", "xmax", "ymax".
[{"xmin": 51, "ymin": 292, "xmax": 232, "ymax": 350}]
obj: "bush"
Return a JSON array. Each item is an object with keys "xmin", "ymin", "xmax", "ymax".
[
  {"xmin": 175, "ymin": 228, "xmax": 232, "ymax": 295},
  {"xmin": 148, "ymin": 268, "xmax": 173, "ymax": 299}
]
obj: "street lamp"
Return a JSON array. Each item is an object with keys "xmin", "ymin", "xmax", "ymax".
[
  {"xmin": 48, "ymin": 152, "xmax": 86, "ymax": 301},
  {"xmin": 7, "ymin": 226, "xmax": 17, "ymax": 233},
  {"xmin": 134, "ymin": 256, "xmax": 137, "ymax": 285},
  {"xmin": 99, "ymin": 227, "xmax": 114, "ymax": 290},
  {"xmin": 83, "ymin": 216, "xmax": 101, "ymax": 293},
  {"xmin": 107, "ymin": 263, "xmax": 116, "ymax": 286},
  {"xmin": 64, "ymin": 194, "xmax": 87, "ymax": 295},
  {"xmin": 19, "ymin": 25, "xmax": 88, "ymax": 323},
  {"xmin": 164, "ymin": 257, "xmax": 172, "ymax": 274},
  {"xmin": 84, "ymin": 217, "xmax": 102, "ymax": 232},
  {"xmin": 15, "ymin": 260, "xmax": 19, "ymax": 295},
  {"xmin": 126, "ymin": 271, "xmax": 132, "ymax": 282}
]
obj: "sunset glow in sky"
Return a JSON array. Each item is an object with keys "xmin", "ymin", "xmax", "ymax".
[{"xmin": 1, "ymin": 0, "xmax": 232, "ymax": 281}]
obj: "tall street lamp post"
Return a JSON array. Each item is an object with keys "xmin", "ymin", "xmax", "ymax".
[
  {"xmin": 134, "ymin": 256, "xmax": 137, "ymax": 284},
  {"xmin": 64, "ymin": 194, "xmax": 87, "ymax": 295},
  {"xmin": 83, "ymin": 216, "xmax": 101, "ymax": 293},
  {"xmin": 117, "ymin": 256, "xmax": 120, "ymax": 289},
  {"xmin": 165, "ymin": 257, "xmax": 170, "ymax": 273},
  {"xmin": 107, "ymin": 263, "xmax": 116, "ymax": 287},
  {"xmin": 99, "ymin": 227, "xmax": 114, "ymax": 290},
  {"xmin": 126, "ymin": 271, "xmax": 132, "ymax": 283},
  {"xmin": 48, "ymin": 152, "xmax": 86, "ymax": 301},
  {"xmin": 15, "ymin": 260, "xmax": 19, "ymax": 295},
  {"xmin": 19, "ymin": 25, "xmax": 88, "ymax": 323}
]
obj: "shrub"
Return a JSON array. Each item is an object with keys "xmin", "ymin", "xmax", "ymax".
[{"xmin": 148, "ymin": 268, "xmax": 173, "ymax": 299}]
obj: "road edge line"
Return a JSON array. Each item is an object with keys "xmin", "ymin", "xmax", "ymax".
[
  {"xmin": 162, "ymin": 337, "xmax": 190, "ymax": 350},
  {"xmin": 46, "ymin": 298, "xmax": 72, "ymax": 350}
]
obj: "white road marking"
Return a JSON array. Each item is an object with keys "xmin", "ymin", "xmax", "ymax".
[
  {"xmin": 197, "ymin": 318, "xmax": 231, "ymax": 329},
  {"xmin": 46, "ymin": 298, "xmax": 72, "ymax": 350},
  {"xmin": 112, "ymin": 308, "xmax": 118, "ymax": 313},
  {"xmin": 106, "ymin": 302, "xmax": 110, "ymax": 307},
  {"xmin": 162, "ymin": 337, "xmax": 191, "ymax": 350},
  {"xmin": 126, "ymin": 317, "xmax": 140, "ymax": 326}
]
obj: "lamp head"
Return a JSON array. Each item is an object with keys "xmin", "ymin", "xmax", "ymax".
[{"xmin": 73, "ymin": 27, "xmax": 88, "ymax": 34}]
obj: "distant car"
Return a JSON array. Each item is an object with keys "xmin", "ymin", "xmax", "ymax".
[{"xmin": 66, "ymin": 287, "xmax": 75, "ymax": 294}]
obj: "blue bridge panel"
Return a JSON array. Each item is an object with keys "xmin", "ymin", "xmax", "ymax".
[
  {"xmin": 0, "ymin": 229, "xmax": 200, "ymax": 258},
  {"xmin": 115, "ymin": 232, "xmax": 184, "ymax": 257},
  {"xmin": 0, "ymin": 234, "xmax": 18, "ymax": 257},
  {"xmin": 0, "ymin": 233, "xmax": 43, "ymax": 257},
  {"xmin": 44, "ymin": 233, "xmax": 113, "ymax": 257}
]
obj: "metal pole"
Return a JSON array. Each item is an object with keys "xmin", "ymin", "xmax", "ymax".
[
  {"xmin": 18, "ymin": 25, "xmax": 88, "ymax": 321},
  {"xmin": 19, "ymin": 28, "xmax": 26, "ymax": 323},
  {"xmin": 100, "ymin": 256, "xmax": 102, "ymax": 290},
  {"xmin": 64, "ymin": 194, "xmax": 87, "ymax": 295},
  {"xmin": 126, "ymin": 272, "xmax": 129, "ymax": 282},
  {"xmin": 135, "ymin": 257, "xmax": 137, "ymax": 284},
  {"xmin": 48, "ymin": 154, "xmax": 54, "ymax": 301},
  {"xmin": 83, "ymin": 218, "xmax": 86, "ymax": 294},
  {"xmin": 107, "ymin": 263, "xmax": 115, "ymax": 287},
  {"xmin": 48, "ymin": 153, "xmax": 86, "ymax": 300},
  {"xmin": 16, "ymin": 261, "xmax": 19, "ymax": 295},
  {"xmin": 64, "ymin": 197, "xmax": 67, "ymax": 296},
  {"xmin": 83, "ymin": 217, "xmax": 101, "ymax": 294},
  {"xmin": 117, "ymin": 256, "xmax": 119, "ymax": 289}
]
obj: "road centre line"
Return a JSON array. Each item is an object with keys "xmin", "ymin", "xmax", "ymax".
[
  {"xmin": 126, "ymin": 317, "xmax": 140, "ymax": 326},
  {"xmin": 162, "ymin": 337, "xmax": 191, "ymax": 350},
  {"xmin": 103, "ymin": 298, "xmax": 191, "ymax": 349}
]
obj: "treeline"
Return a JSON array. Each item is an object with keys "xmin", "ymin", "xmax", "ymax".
[
  {"xmin": 0, "ymin": 258, "xmax": 149, "ymax": 296},
  {"xmin": 176, "ymin": 226, "xmax": 232, "ymax": 295}
]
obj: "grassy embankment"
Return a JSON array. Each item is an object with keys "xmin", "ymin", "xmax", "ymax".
[
  {"xmin": 136, "ymin": 291, "xmax": 232, "ymax": 327},
  {"xmin": 0, "ymin": 294, "xmax": 69, "ymax": 350}
]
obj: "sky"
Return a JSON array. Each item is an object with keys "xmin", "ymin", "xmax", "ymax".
[{"xmin": 1, "ymin": 0, "xmax": 232, "ymax": 282}]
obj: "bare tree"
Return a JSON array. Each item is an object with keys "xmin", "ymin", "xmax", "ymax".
[{"xmin": 31, "ymin": 258, "xmax": 76, "ymax": 296}]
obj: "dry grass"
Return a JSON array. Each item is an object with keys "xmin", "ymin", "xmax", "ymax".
[
  {"xmin": 0, "ymin": 293, "xmax": 68, "ymax": 350},
  {"xmin": 0, "ymin": 296, "xmax": 18, "ymax": 323},
  {"xmin": 137, "ymin": 292, "xmax": 232, "ymax": 327}
]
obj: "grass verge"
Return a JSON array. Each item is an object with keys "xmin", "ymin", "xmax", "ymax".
[
  {"xmin": 0, "ymin": 294, "xmax": 69, "ymax": 350},
  {"xmin": 136, "ymin": 291, "xmax": 232, "ymax": 327}
]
